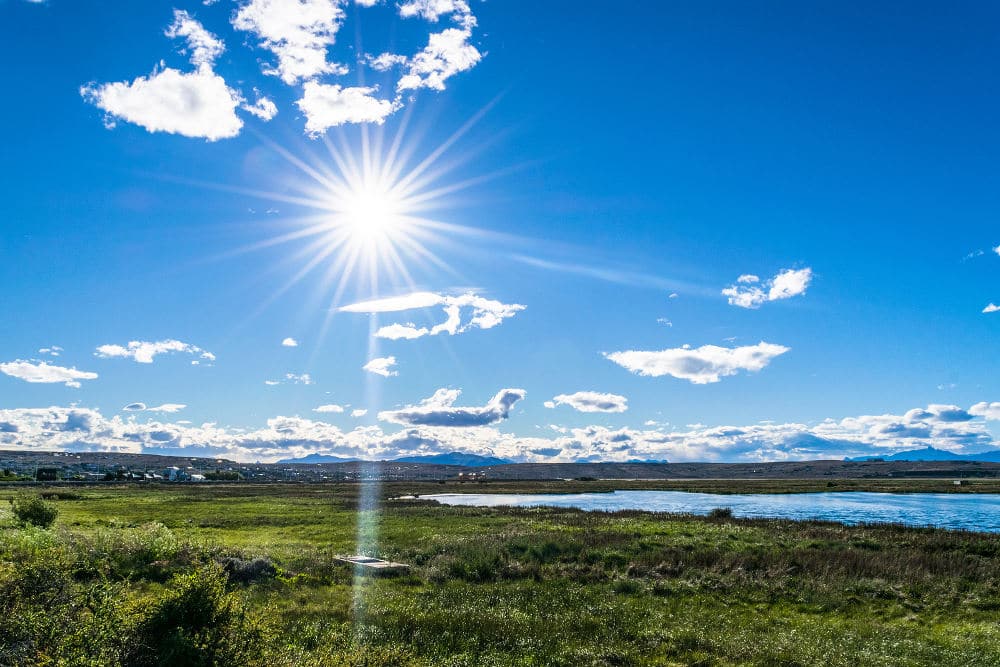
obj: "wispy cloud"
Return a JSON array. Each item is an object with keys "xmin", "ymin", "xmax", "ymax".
[
  {"xmin": 122, "ymin": 402, "xmax": 186, "ymax": 413},
  {"xmin": 95, "ymin": 339, "xmax": 215, "ymax": 364},
  {"xmin": 0, "ymin": 360, "xmax": 98, "ymax": 388},
  {"xmin": 341, "ymin": 291, "xmax": 524, "ymax": 340},
  {"xmin": 547, "ymin": 391, "xmax": 628, "ymax": 413},
  {"xmin": 605, "ymin": 342, "xmax": 789, "ymax": 384},
  {"xmin": 265, "ymin": 373, "xmax": 314, "ymax": 386},
  {"xmin": 313, "ymin": 404, "xmax": 344, "ymax": 413}
]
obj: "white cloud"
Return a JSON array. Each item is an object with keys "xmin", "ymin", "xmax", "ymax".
[
  {"xmin": 550, "ymin": 391, "xmax": 628, "ymax": 414},
  {"xmin": 241, "ymin": 89, "xmax": 278, "ymax": 120},
  {"xmin": 398, "ymin": 0, "xmax": 471, "ymax": 22},
  {"xmin": 983, "ymin": 303, "xmax": 999, "ymax": 314},
  {"xmin": 266, "ymin": 373, "xmax": 314, "ymax": 385},
  {"xmin": 351, "ymin": 409, "xmax": 368, "ymax": 417},
  {"xmin": 366, "ymin": 52, "xmax": 409, "ymax": 71},
  {"xmin": 38, "ymin": 346, "xmax": 62, "ymax": 357},
  {"xmin": 314, "ymin": 404, "xmax": 344, "ymax": 413},
  {"xmin": 379, "ymin": 388, "xmax": 525, "ymax": 427},
  {"xmin": 363, "ymin": 356, "xmax": 397, "ymax": 377},
  {"xmin": 723, "ymin": 267, "xmax": 812, "ymax": 309},
  {"xmin": 95, "ymin": 339, "xmax": 214, "ymax": 364},
  {"xmin": 994, "ymin": 245, "xmax": 1000, "ymax": 256},
  {"xmin": 970, "ymin": 402, "xmax": 1000, "ymax": 420},
  {"xmin": 81, "ymin": 65, "xmax": 244, "ymax": 141},
  {"xmin": 0, "ymin": 401, "xmax": 996, "ymax": 464},
  {"xmin": 165, "ymin": 9, "xmax": 225, "ymax": 68},
  {"xmin": 123, "ymin": 403, "xmax": 186, "ymax": 413},
  {"xmin": 605, "ymin": 342, "xmax": 790, "ymax": 384},
  {"xmin": 341, "ymin": 291, "xmax": 525, "ymax": 340},
  {"xmin": 0, "ymin": 361, "xmax": 98, "ymax": 388},
  {"xmin": 397, "ymin": 27, "xmax": 481, "ymax": 92},
  {"xmin": 81, "ymin": 12, "xmax": 245, "ymax": 141},
  {"xmin": 281, "ymin": 337, "xmax": 299, "ymax": 347},
  {"xmin": 232, "ymin": 0, "xmax": 347, "ymax": 85},
  {"xmin": 296, "ymin": 82, "xmax": 399, "ymax": 134}
]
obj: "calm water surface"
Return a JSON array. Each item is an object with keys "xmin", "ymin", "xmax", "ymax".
[{"xmin": 426, "ymin": 490, "xmax": 1000, "ymax": 533}]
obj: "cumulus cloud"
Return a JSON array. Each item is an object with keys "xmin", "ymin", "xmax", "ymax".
[
  {"xmin": 314, "ymin": 404, "xmax": 344, "ymax": 413},
  {"xmin": 970, "ymin": 402, "xmax": 1000, "ymax": 421},
  {"xmin": 38, "ymin": 346, "xmax": 62, "ymax": 357},
  {"xmin": 232, "ymin": 0, "xmax": 347, "ymax": 85},
  {"xmin": 0, "ymin": 361, "xmax": 98, "ymax": 388},
  {"xmin": 81, "ymin": 66, "xmax": 244, "ymax": 141},
  {"xmin": 396, "ymin": 27, "xmax": 481, "ymax": 92},
  {"xmin": 95, "ymin": 340, "xmax": 215, "ymax": 364},
  {"xmin": 984, "ymin": 303, "xmax": 999, "ymax": 314},
  {"xmin": 363, "ymin": 356, "xmax": 397, "ymax": 377},
  {"xmin": 296, "ymin": 82, "xmax": 399, "ymax": 134},
  {"xmin": 605, "ymin": 342, "xmax": 789, "ymax": 384},
  {"xmin": 549, "ymin": 391, "xmax": 628, "ymax": 413},
  {"xmin": 723, "ymin": 267, "xmax": 813, "ymax": 309},
  {"xmin": 122, "ymin": 403, "xmax": 186, "ymax": 413},
  {"xmin": 0, "ymin": 401, "xmax": 996, "ymax": 464},
  {"xmin": 379, "ymin": 388, "xmax": 525, "ymax": 427},
  {"xmin": 341, "ymin": 291, "xmax": 525, "ymax": 340},
  {"xmin": 352, "ymin": 409, "xmax": 368, "ymax": 417},
  {"xmin": 81, "ymin": 11, "xmax": 247, "ymax": 141},
  {"xmin": 281, "ymin": 337, "xmax": 299, "ymax": 347}
]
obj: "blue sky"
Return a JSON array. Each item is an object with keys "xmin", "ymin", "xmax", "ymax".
[{"xmin": 0, "ymin": 0, "xmax": 997, "ymax": 462}]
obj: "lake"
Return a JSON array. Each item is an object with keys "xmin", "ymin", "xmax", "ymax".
[{"xmin": 425, "ymin": 490, "xmax": 1000, "ymax": 533}]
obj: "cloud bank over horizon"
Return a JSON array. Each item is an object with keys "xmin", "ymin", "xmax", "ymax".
[{"xmin": 0, "ymin": 400, "xmax": 996, "ymax": 465}]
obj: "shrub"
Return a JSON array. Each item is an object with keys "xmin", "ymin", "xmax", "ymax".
[
  {"xmin": 126, "ymin": 565, "xmax": 266, "ymax": 667},
  {"xmin": 708, "ymin": 507, "xmax": 734, "ymax": 520},
  {"xmin": 11, "ymin": 495, "xmax": 58, "ymax": 528},
  {"xmin": 222, "ymin": 557, "xmax": 277, "ymax": 584}
]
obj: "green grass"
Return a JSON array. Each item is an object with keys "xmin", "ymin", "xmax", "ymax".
[{"xmin": 2, "ymin": 483, "xmax": 998, "ymax": 665}]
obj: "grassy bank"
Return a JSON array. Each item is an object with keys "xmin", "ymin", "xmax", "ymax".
[{"xmin": 2, "ymin": 483, "xmax": 998, "ymax": 665}]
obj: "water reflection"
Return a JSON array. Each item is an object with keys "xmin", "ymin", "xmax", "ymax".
[{"xmin": 426, "ymin": 490, "xmax": 1000, "ymax": 533}]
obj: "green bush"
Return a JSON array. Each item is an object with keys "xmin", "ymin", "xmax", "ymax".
[
  {"xmin": 10, "ymin": 495, "xmax": 58, "ymax": 528},
  {"xmin": 126, "ymin": 565, "xmax": 267, "ymax": 667}
]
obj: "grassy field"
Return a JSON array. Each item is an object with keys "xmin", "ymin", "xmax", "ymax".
[{"xmin": 2, "ymin": 482, "xmax": 999, "ymax": 666}]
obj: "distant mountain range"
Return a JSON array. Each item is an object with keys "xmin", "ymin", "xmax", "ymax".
[
  {"xmin": 393, "ymin": 452, "xmax": 511, "ymax": 467},
  {"xmin": 846, "ymin": 447, "xmax": 1000, "ymax": 463},
  {"xmin": 277, "ymin": 454, "xmax": 360, "ymax": 464},
  {"xmin": 277, "ymin": 451, "xmax": 511, "ymax": 466}
]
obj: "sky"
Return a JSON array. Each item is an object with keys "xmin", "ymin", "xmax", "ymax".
[{"xmin": 0, "ymin": 0, "xmax": 998, "ymax": 463}]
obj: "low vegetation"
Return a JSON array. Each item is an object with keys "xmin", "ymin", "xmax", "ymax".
[{"xmin": 1, "ymin": 483, "xmax": 998, "ymax": 665}]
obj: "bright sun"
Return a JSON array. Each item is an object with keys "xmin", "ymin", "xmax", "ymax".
[{"xmin": 340, "ymin": 182, "xmax": 404, "ymax": 241}]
